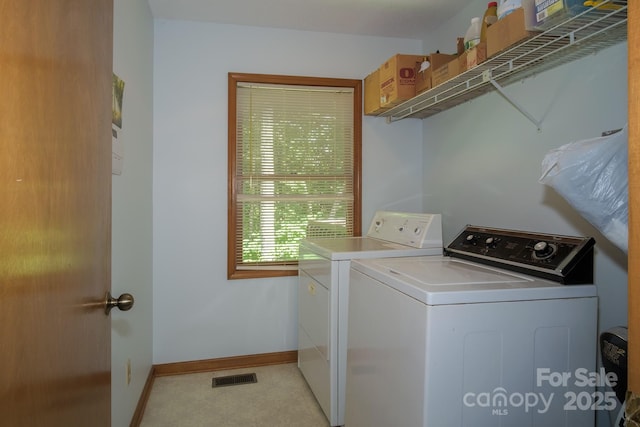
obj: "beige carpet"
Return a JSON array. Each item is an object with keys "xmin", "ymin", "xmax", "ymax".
[{"xmin": 140, "ymin": 363, "xmax": 330, "ymax": 427}]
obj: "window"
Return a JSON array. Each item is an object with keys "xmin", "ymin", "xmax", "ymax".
[{"xmin": 228, "ymin": 73, "xmax": 362, "ymax": 279}]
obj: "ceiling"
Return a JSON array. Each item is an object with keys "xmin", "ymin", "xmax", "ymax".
[{"xmin": 146, "ymin": 0, "xmax": 471, "ymax": 39}]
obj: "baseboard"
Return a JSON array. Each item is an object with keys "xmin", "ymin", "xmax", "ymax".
[
  {"xmin": 129, "ymin": 366, "xmax": 156, "ymax": 427},
  {"xmin": 153, "ymin": 350, "xmax": 298, "ymax": 377},
  {"xmin": 130, "ymin": 350, "xmax": 298, "ymax": 426}
]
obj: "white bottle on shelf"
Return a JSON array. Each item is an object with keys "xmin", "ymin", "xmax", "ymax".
[{"xmin": 464, "ymin": 17, "xmax": 481, "ymax": 50}]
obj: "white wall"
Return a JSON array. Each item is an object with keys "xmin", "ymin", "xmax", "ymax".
[
  {"xmin": 422, "ymin": 7, "xmax": 628, "ymax": 426},
  {"xmin": 152, "ymin": 21, "xmax": 424, "ymax": 364},
  {"xmin": 112, "ymin": 0, "xmax": 154, "ymax": 425}
]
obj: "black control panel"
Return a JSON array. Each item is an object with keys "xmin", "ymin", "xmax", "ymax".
[{"xmin": 444, "ymin": 225, "xmax": 595, "ymax": 284}]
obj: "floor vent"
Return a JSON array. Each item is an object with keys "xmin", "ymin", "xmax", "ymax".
[{"xmin": 212, "ymin": 373, "xmax": 257, "ymax": 388}]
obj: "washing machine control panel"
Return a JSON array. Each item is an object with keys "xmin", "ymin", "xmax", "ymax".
[{"xmin": 445, "ymin": 225, "xmax": 595, "ymax": 284}]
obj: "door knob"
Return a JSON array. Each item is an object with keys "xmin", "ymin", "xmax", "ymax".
[{"xmin": 104, "ymin": 291, "xmax": 134, "ymax": 315}]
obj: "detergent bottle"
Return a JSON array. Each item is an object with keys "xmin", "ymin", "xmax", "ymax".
[
  {"xmin": 480, "ymin": 2, "xmax": 498, "ymax": 43},
  {"xmin": 464, "ymin": 17, "xmax": 481, "ymax": 50}
]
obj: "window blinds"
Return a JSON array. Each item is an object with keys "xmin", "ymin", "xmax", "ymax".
[{"xmin": 234, "ymin": 82, "xmax": 355, "ymax": 268}]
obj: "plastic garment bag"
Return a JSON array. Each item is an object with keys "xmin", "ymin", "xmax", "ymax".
[{"xmin": 539, "ymin": 125, "xmax": 628, "ymax": 253}]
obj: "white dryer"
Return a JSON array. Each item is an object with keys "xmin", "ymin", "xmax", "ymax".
[
  {"xmin": 298, "ymin": 211, "xmax": 443, "ymax": 426},
  {"xmin": 346, "ymin": 225, "xmax": 598, "ymax": 427}
]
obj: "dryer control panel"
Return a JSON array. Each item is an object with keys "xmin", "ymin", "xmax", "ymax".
[
  {"xmin": 445, "ymin": 225, "xmax": 595, "ymax": 284},
  {"xmin": 366, "ymin": 211, "xmax": 443, "ymax": 249}
]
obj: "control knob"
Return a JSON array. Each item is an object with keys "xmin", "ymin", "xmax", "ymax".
[
  {"xmin": 465, "ymin": 234, "xmax": 478, "ymax": 245},
  {"xmin": 485, "ymin": 237, "xmax": 498, "ymax": 248},
  {"xmin": 533, "ymin": 241, "xmax": 555, "ymax": 259}
]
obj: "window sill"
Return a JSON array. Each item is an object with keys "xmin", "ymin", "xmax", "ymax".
[{"xmin": 228, "ymin": 268, "xmax": 299, "ymax": 280}]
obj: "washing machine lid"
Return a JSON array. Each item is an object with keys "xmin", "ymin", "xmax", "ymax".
[
  {"xmin": 300, "ymin": 237, "xmax": 442, "ymax": 260},
  {"xmin": 351, "ymin": 256, "xmax": 597, "ymax": 305}
]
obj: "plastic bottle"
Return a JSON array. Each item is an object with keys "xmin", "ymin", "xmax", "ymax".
[
  {"xmin": 480, "ymin": 2, "xmax": 498, "ymax": 43},
  {"xmin": 464, "ymin": 17, "xmax": 481, "ymax": 51},
  {"xmin": 497, "ymin": 0, "xmax": 522, "ymax": 20}
]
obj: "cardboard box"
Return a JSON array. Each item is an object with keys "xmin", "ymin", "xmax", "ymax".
[
  {"xmin": 456, "ymin": 37, "xmax": 465, "ymax": 55},
  {"xmin": 379, "ymin": 54, "xmax": 423, "ymax": 107},
  {"xmin": 364, "ymin": 69, "xmax": 388, "ymax": 115},
  {"xmin": 432, "ymin": 57, "xmax": 461, "ymax": 87},
  {"xmin": 466, "ymin": 42, "xmax": 487, "ymax": 69},
  {"xmin": 487, "ymin": 8, "xmax": 537, "ymax": 58},
  {"xmin": 459, "ymin": 43, "xmax": 487, "ymax": 73},
  {"xmin": 458, "ymin": 50, "xmax": 468, "ymax": 73},
  {"xmin": 415, "ymin": 53, "xmax": 458, "ymax": 94}
]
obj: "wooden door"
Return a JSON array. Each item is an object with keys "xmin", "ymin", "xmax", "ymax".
[
  {"xmin": 629, "ymin": 1, "xmax": 640, "ymax": 424},
  {"xmin": 0, "ymin": 1, "xmax": 114, "ymax": 425}
]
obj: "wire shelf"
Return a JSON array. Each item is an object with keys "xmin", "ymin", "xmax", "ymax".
[{"xmin": 379, "ymin": 1, "xmax": 627, "ymax": 122}]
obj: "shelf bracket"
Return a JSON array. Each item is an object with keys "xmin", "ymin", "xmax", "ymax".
[{"xmin": 489, "ymin": 79, "xmax": 542, "ymax": 131}]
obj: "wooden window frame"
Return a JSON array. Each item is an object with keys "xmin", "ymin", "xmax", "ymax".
[{"xmin": 227, "ymin": 72, "xmax": 362, "ymax": 280}]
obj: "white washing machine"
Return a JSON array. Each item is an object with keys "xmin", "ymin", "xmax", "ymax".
[
  {"xmin": 298, "ymin": 211, "xmax": 443, "ymax": 426},
  {"xmin": 346, "ymin": 225, "xmax": 598, "ymax": 427}
]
